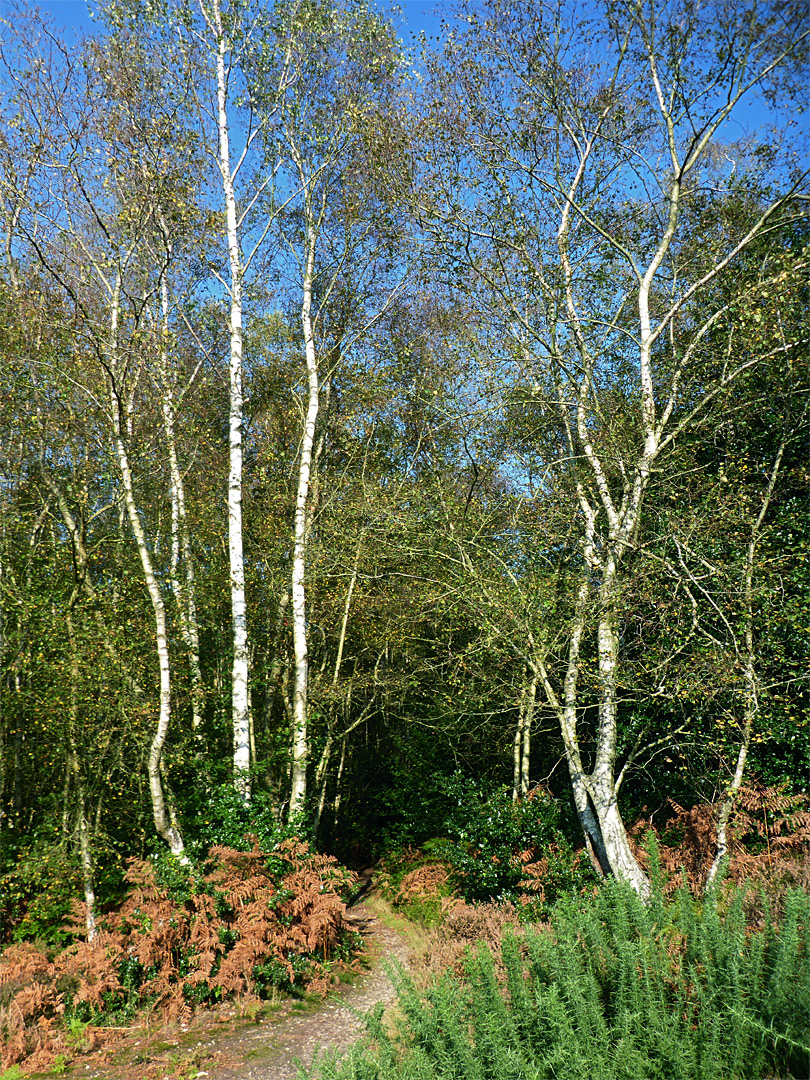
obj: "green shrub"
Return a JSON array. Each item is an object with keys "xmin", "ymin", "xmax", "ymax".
[
  {"xmin": 440, "ymin": 778, "xmax": 594, "ymax": 904},
  {"xmin": 186, "ymin": 783, "xmax": 303, "ymax": 859},
  {"xmin": 305, "ymin": 878, "xmax": 810, "ymax": 1080},
  {"xmin": 0, "ymin": 839, "xmax": 82, "ymax": 947}
]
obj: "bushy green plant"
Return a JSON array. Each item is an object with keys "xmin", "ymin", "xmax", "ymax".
[
  {"xmin": 305, "ymin": 878, "xmax": 810, "ymax": 1080},
  {"xmin": 357, "ymin": 732, "xmax": 460, "ymax": 855},
  {"xmin": 0, "ymin": 837, "xmax": 82, "ymax": 947},
  {"xmin": 440, "ymin": 778, "xmax": 593, "ymax": 904},
  {"xmin": 186, "ymin": 783, "xmax": 303, "ymax": 860}
]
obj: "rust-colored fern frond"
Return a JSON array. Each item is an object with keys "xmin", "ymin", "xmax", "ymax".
[{"xmin": 0, "ymin": 838, "xmax": 361, "ymax": 1073}]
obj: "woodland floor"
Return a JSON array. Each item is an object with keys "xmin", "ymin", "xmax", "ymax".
[{"xmin": 31, "ymin": 883, "xmax": 413, "ymax": 1080}]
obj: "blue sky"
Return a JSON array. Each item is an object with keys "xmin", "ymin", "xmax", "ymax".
[
  {"xmin": 5, "ymin": 0, "xmax": 802, "ymax": 159},
  {"xmin": 3, "ymin": 0, "xmax": 451, "ymax": 41}
]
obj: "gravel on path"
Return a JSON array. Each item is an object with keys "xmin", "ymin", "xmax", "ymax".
[{"xmin": 194, "ymin": 900, "xmax": 410, "ymax": 1080}]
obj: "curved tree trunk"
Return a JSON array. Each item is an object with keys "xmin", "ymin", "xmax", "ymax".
[{"xmin": 108, "ymin": 280, "xmax": 186, "ymax": 860}]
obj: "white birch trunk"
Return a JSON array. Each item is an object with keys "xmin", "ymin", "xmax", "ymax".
[
  {"xmin": 108, "ymin": 280, "xmax": 186, "ymax": 860},
  {"xmin": 589, "ymin": 570, "xmax": 649, "ymax": 894},
  {"xmin": 158, "ymin": 274, "xmax": 205, "ymax": 735},
  {"xmin": 512, "ymin": 706, "xmax": 524, "ymax": 802},
  {"xmin": 212, "ymin": 9, "xmax": 250, "ymax": 800},
  {"xmin": 289, "ymin": 220, "xmax": 319, "ymax": 820},
  {"xmin": 512, "ymin": 672, "xmax": 536, "ymax": 800},
  {"xmin": 521, "ymin": 673, "xmax": 535, "ymax": 797},
  {"xmin": 65, "ymin": 611, "xmax": 96, "ymax": 940},
  {"xmin": 559, "ymin": 583, "xmax": 613, "ymax": 878}
]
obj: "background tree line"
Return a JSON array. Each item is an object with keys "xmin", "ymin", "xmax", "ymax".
[{"xmin": 0, "ymin": 0, "xmax": 808, "ymax": 933}]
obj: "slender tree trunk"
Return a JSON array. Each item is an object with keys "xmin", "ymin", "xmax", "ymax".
[
  {"xmin": 211, "ymin": 5, "xmax": 250, "ymax": 801},
  {"xmin": 513, "ymin": 671, "xmax": 537, "ymax": 799},
  {"xmin": 514, "ymin": 673, "xmax": 540, "ymax": 803},
  {"xmin": 65, "ymin": 611, "xmax": 96, "ymax": 940},
  {"xmin": 159, "ymin": 272, "xmax": 205, "ymax": 736},
  {"xmin": 313, "ymin": 734, "xmax": 333, "ymax": 841},
  {"xmin": 313, "ymin": 538, "xmax": 362, "ymax": 836},
  {"xmin": 289, "ymin": 218, "xmax": 320, "ymax": 821},
  {"xmin": 521, "ymin": 673, "xmax": 535, "ymax": 797},
  {"xmin": 706, "ymin": 438, "xmax": 786, "ymax": 890},
  {"xmin": 108, "ymin": 280, "xmax": 186, "ymax": 860},
  {"xmin": 42, "ymin": 469, "xmax": 146, "ymax": 699},
  {"xmin": 512, "ymin": 695, "xmax": 525, "ymax": 801},
  {"xmin": 12, "ymin": 671, "xmax": 23, "ymax": 816},
  {"xmin": 333, "ymin": 537, "xmax": 361, "ymax": 687},
  {"xmin": 332, "ymin": 734, "xmax": 348, "ymax": 825},
  {"xmin": 559, "ymin": 580, "xmax": 612, "ymax": 876}
]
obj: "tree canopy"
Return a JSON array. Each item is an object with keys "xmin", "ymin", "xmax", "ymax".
[{"xmin": 1, "ymin": 0, "xmax": 808, "ymax": 925}]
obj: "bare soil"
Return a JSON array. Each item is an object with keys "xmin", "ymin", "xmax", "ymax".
[{"xmin": 47, "ymin": 895, "xmax": 412, "ymax": 1080}]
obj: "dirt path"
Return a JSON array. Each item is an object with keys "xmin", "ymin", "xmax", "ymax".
[
  {"xmin": 201, "ymin": 902, "xmax": 410, "ymax": 1080},
  {"xmin": 78, "ymin": 895, "xmax": 412, "ymax": 1080}
]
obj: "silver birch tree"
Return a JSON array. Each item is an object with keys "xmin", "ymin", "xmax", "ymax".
[
  {"xmin": 275, "ymin": 0, "xmax": 409, "ymax": 818},
  {"xmin": 2, "ymin": 25, "xmax": 201, "ymax": 857},
  {"xmin": 421, "ymin": 0, "xmax": 809, "ymax": 891},
  {"xmin": 180, "ymin": 0, "xmax": 296, "ymax": 800}
]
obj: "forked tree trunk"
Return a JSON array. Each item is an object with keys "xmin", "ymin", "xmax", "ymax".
[
  {"xmin": 512, "ymin": 671, "xmax": 536, "ymax": 800},
  {"xmin": 589, "ymin": 596, "xmax": 649, "ymax": 894},
  {"xmin": 541, "ymin": 575, "xmax": 648, "ymax": 892}
]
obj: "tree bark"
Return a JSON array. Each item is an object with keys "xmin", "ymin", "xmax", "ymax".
[
  {"xmin": 210, "ymin": 0, "xmax": 250, "ymax": 801},
  {"xmin": 158, "ymin": 269, "xmax": 205, "ymax": 736},
  {"xmin": 289, "ymin": 216, "xmax": 320, "ymax": 820},
  {"xmin": 108, "ymin": 278, "xmax": 186, "ymax": 860},
  {"xmin": 512, "ymin": 671, "xmax": 536, "ymax": 800},
  {"xmin": 65, "ymin": 610, "xmax": 96, "ymax": 940}
]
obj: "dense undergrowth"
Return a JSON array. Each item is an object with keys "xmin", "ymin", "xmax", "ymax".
[
  {"xmin": 0, "ymin": 838, "xmax": 359, "ymax": 1072},
  {"xmin": 1, "ymin": 784, "xmax": 809, "ymax": 1075},
  {"xmin": 376, "ymin": 783, "xmax": 596, "ymax": 924},
  {"xmin": 307, "ymin": 867, "xmax": 810, "ymax": 1080}
]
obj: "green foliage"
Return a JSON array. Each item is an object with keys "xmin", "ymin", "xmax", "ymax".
[
  {"xmin": 186, "ymin": 783, "xmax": 305, "ymax": 861},
  {"xmin": 440, "ymin": 778, "xmax": 594, "ymax": 904},
  {"xmin": 0, "ymin": 835, "xmax": 82, "ymax": 948},
  {"xmin": 354, "ymin": 732, "xmax": 460, "ymax": 855},
  {"xmin": 306, "ymin": 879, "xmax": 810, "ymax": 1080}
]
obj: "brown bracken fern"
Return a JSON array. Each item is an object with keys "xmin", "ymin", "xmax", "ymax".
[{"xmin": 0, "ymin": 838, "xmax": 358, "ymax": 1071}]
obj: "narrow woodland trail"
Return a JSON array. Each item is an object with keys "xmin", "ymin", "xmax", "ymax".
[
  {"xmin": 79, "ymin": 889, "xmax": 413, "ymax": 1080},
  {"xmin": 202, "ymin": 899, "xmax": 410, "ymax": 1079}
]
